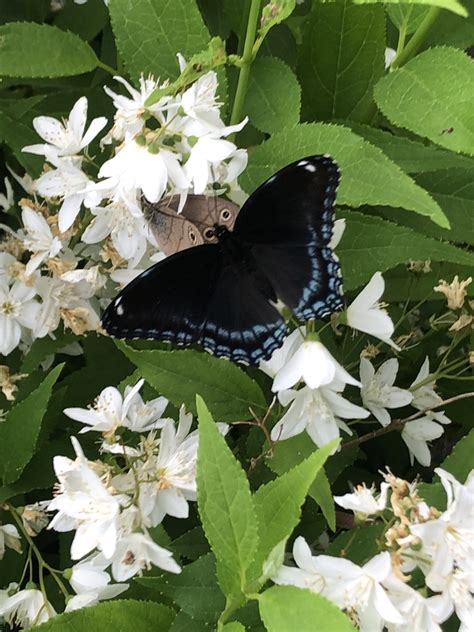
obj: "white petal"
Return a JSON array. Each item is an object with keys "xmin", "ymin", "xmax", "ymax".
[{"xmin": 80, "ymin": 117, "xmax": 108, "ymax": 149}]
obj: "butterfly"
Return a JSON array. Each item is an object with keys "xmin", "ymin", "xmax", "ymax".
[{"xmin": 102, "ymin": 155, "xmax": 344, "ymax": 365}]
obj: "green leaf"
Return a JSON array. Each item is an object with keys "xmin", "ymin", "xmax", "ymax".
[
  {"xmin": 32, "ymin": 600, "xmax": 174, "ymax": 631},
  {"xmin": 109, "ymin": 0, "xmax": 210, "ymax": 81},
  {"xmin": 21, "ymin": 331, "xmax": 79, "ymax": 373},
  {"xmin": 0, "ymin": 438, "xmax": 69, "ymax": 503},
  {"xmin": 298, "ymin": 1, "xmax": 385, "ymax": 123},
  {"xmin": 258, "ymin": 24, "xmax": 297, "ymax": 68},
  {"xmin": 373, "ymin": 168, "xmax": 474, "ymax": 245},
  {"xmin": 310, "ymin": 469, "xmax": 336, "ymax": 532},
  {"xmin": 0, "ymin": 22, "xmax": 99, "ymax": 77},
  {"xmin": 53, "ymin": 0, "xmax": 109, "ymax": 41},
  {"xmin": 438, "ymin": 428, "xmax": 474, "ymax": 483},
  {"xmin": 0, "ymin": 364, "xmax": 63, "ymax": 485},
  {"xmin": 137, "ymin": 554, "xmax": 225, "ymax": 622},
  {"xmin": 337, "ymin": 210, "xmax": 474, "ymax": 289},
  {"xmin": 327, "ymin": 524, "xmax": 385, "ymax": 564},
  {"xmin": 387, "ymin": 4, "xmax": 430, "ymax": 34},
  {"xmin": 259, "ymin": 0, "xmax": 296, "ymax": 40},
  {"xmin": 240, "ymin": 123, "xmax": 448, "ymax": 228},
  {"xmin": 249, "ymin": 440, "xmax": 337, "ymax": 587},
  {"xmin": 0, "ymin": 99, "xmax": 45, "ymax": 175},
  {"xmin": 245, "ymin": 57, "xmax": 300, "ymax": 134},
  {"xmin": 354, "ymin": 0, "xmax": 467, "ymax": 16},
  {"xmin": 259, "ymin": 586, "xmax": 357, "ymax": 632},
  {"xmin": 423, "ymin": 0, "xmax": 474, "ymax": 49},
  {"xmin": 116, "ymin": 341, "xmax": 267, "ymax": 422},
  {"xmin": 196, "ymin": 396, "xmax": 259, "ymax": 599},
  {"xmin": 346, "ymin": 123, "xmax": 474, "ymax": 173},
  {"xmin": 170, "ymin": 612, "xmax": 213, "ymax": 631},
  {"xmin": 374, "ymin": 47, "xmax": 474, "ymax": 156},
  {"xmin": 222, "ymin": 624, "xmax": 246, "ymax": 632}
]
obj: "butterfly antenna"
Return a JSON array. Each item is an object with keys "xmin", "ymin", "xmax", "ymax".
[{"xmin": 210, "ymin": 164, "xmax": 219, "ymax": 216}]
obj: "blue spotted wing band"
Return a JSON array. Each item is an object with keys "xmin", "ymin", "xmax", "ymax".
[{"xmin": 102, "ymin": 155, "xmax": 344, "ymax": 365}]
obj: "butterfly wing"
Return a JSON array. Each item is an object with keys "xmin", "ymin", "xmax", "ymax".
[
  {"xmin": 234, "ymin": 155, "xmax": 344, "ymax": 320},
  {"xmin": 102, "ymin": 244, "xmax": 286, "ymax": 364}
]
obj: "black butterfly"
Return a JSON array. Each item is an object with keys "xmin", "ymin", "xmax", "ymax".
[{"xmin": 102, "ymin": 155, "xmax": 344, "ymax": 365}]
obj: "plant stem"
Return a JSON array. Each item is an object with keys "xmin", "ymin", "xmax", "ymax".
[
  {"xmin": 391, "ymin": 7, "xmax": 441, "ymax": 69},
  {"xmin": 342, "ymin": 391, "xmax": 474, "ymax": 450},
  {"xmin": 96, "ymin": 60, "xmax": 118, "ymax": 76},
  {"xmin": 229, "ymin": 0, "xmax": 262, "ymax": 129}
]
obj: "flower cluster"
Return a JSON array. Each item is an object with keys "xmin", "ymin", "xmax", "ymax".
[
  {"xmin": 0, "ymin": 66, "xmax": 247, "ymax": 359},
  {"xmin": 0, "ymin": 379, "xmax": 227, "ymax": 624},
  {"xmin": 273, "ymin": 468, "xmax": 474, "ymax": 632},
  {"xmin": 263, "ymin": 271, "xmax": 452, "ymax": 466}
]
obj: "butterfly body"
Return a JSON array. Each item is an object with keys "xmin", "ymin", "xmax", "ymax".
[{"xmin": 102, "ymin": 155, "xmax": 344, "ymax": 365}]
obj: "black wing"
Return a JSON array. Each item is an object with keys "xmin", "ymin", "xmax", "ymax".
[
  {"xmin": 234, "ymin": 155, "xmax": 344, "ymax": 320},
  {"xmin": 102, "ymin": 245, "xmax": 287, "ymax": 365}
]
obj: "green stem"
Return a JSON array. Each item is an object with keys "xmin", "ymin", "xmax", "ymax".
[
  {"xmin": 229, "ymin": 0, "xmax": 262, "ymax": 129},
  {"xmin": 96, "ymin": 60, "xmax": 118, "ymax": 76},
  {"xmin": 391, "ymin": 7, "xmax": 441, "ymax": 69}
]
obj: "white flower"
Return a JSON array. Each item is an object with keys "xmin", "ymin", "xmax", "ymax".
[
  {"xmin": 273, "ymin": 538, "xmax": 404, "ymax": 631},
  {"xmin": 34, "ymin": 155, "xmax": 101, "ymax": 232},
  {"xmin": 409, "ymin": 468, "xmax": 474, "ymax": 584},
  {"xmin": 64, "ymin": 380, "xmax": 169, "ymax": 435},
  {"xmin": 410, "ymin": 357, "xmax": 451, "ymax": 425},
  {"xmin": 103, "ymin": 75, "xmax": 171, "ymax": 143},
  {"xmin": 0, "ymin": 177, "xmax": 14, "ymax": 211},
  {"xmin": 0, "ymin": 280, "xmax": 39, "ymax": 355},
  {"xmin": 184, "ymin": 136, "xmax": 242, "ymax": 195},
  {"xmin": 33, "ymin": 274, "xmax": 100, "ymax": 338},
  {"xmin": 272, "ymin": 339, "xmax": 360, "ymax": 392},
  {"xmin": 66, "ymin": 554, "xmax": 128, "ymax": 611},
  {"xmin": 385, "ymin": 47, "xmax": 397, "ymax": 69},
  {"xmin": 428, "ymin": 569, "xmax": 474, "ymax": 632},
  {"xmin": 64, "ymin": 380, "xmax": 143, "ymax": 434},
  {"xmin": 334, "ymin": 482, "xmax": 390, "ymax": 519},
  {"xmin": 135, "ymin": 407, "xmax": 201, "ymax": 525},
  {"xmin": 0, "ymin": 588, "xmax": 56, "ymax": 627},
  {"xmin": 21, "ymin": 206, "xmax": 63, "ymax": 275},
  {"xmin": 110, "ymin": 532, "xmax": 181, "ymax": 581},
  {"xmin": 360, "ymin": 358, "xmax": 413, "ymax": 427},
  {"xmin": 260, "ymin": 327, "xmax": 304, "ymax": 378},
  {"xmin": 82, "ymin": 192, "xmax": 149, "ymax": 264},
  {"xmin": 271, "ymin": 384, "xmax": 368, "ymax": 448},
  {"xmin": 0, "ymin": 523, "xmax": 22, "ymax": 558},
  {"xmin": 346, "ymin": 272, "xmax": 399, "ymax": 348},
  {"xmin": 401, "ymin": 417, "xmax": 445, "ymax": 467},
  {"xmin": 383, "ymin": 574, "xmax": 448, "ymax": 632},
  {"xmin": 98, "ymin": 139, "xmax": 189, "ymax": 204},
  {"xmin": 22, "ymin": 96, "xmax": 107, "ymax": 158},
  {"xmin": 47, "ymin": 437, "xmax": 124, "ymax": 560}
]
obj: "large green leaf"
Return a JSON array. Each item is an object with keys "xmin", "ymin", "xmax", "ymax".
[
  {"xmin": 109, "ymin": 0, "xmax": 210, "ymax": 81},
  {"xmin": 32, "ymin": 600, "xmax": 174, "ymax": 631},
  {"xmin": 116, "ymin": 342, "xmax": 267, "ymax": 421},
  {"xmin": 346, "ymin": 123, "xmax": 474, "ymax": 173},
  {"xmin": 259, "ymin": 586, "xmax": 357, "ymax": 632},
  {"xmin": 240, "ymin": 123, "xmax": 448, "ymax": 227},
  {"xmin": 245, "ymin": 57, "xmax": 301, "ymax": 134},
  {"xmin": 298, "ymin": 0, "xmax": 385, "ymax": 123},
  {"xmin": 137, "ymin": 554, "xmax": 225, "ymax": 622},
  {"xmin": 372, "ymin": 168, "xmax": 474, "ymax": 245},
  {"xmin": 196, "ymin": 397, "xmax": 259, "ymax": 600},
  {"xmin": 438, "ymin": 428, "xmax": 474, "ymax": 484},
  {"xmin": 337, "ymin": 210, "xmax": 474, "ymax": 289},
  {"xmin": 0, "ymin": 22, "xmax": 98, "ymax": 77},
  {"xmin": 327, "ymin": 524, "xmax": 385, "ymax": 564},
  {"xmin": 354, "ymin": 0, "xmax": 467, "ymax": 16},
  {"xmin": 0, "ymin": 364, "xmax": 63, "ymax": 485},
  {"xmin": 374, "ymin": 47, "xmax": 474, "ymax": 156},
  {"xmin": 249, "ymin": 441, "xmax": 337, "ymax": 587}
]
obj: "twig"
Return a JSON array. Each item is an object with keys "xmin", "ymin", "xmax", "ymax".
[{"xmin": 342, "ymin": 391, "xmax": 474, "ymax": 450}]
